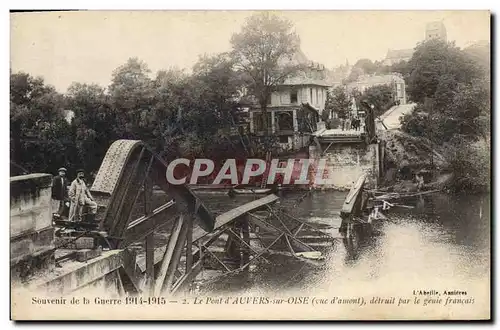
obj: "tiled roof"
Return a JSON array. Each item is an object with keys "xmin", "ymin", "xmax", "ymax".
[{"xmin": 277, "ymin": 48, "xmax": 330, "ymax": 86}]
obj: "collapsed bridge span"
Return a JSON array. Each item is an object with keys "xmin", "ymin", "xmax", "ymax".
[{"xmin": 13, "ymin": 140, "xmax": 325, "ymax": 297}]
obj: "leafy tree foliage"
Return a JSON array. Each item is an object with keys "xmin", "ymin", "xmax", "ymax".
[
  {"xmin": 401, "ymin": 39, "xmax": 489, "ymax": 144},
  {"xmin": 325, "ymin": 87, "xmax": 351, "ymax": 119},
  {"xmin": 399, "ymin": 39, "xmax": 490, "ymax": 192},
  {"xmin": 66, "ymin": 82, "xmax": 116, "ymax": 173},
  {"xmin": 406, "ymin": 39, "xmax": 483, "ymax": 104},
  {"xmin": 10, "ymin": 72, "xmax": 74, "ymax": 175},
  {"xmin": 353, "ymin": 58, "xmax": 377, "ymax": 75},
  {"xmin": 359, "ymin": 84, "xmax": 395, "ymax": 117},
  {"xmin": 343, "ymin": 66, "xmax": 364, "ymax": 84},
  {"xmin": 10, "ymin": 53, "xmax": 250, "ymax": 177},
  {"xmin": 230, "ymin": 12, "xmax": 302, "ymax": 133}
]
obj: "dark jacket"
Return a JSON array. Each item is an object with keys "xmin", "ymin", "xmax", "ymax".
[{"xmin": 52, "ymin": 175, "xmax": 69, "ymax": 200}]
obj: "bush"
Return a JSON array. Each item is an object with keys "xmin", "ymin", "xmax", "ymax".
[{"xmin": 445, "ymin": 138, "xmax": 490, "ymax": 193}]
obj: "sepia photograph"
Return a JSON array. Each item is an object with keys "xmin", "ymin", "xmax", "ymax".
[{"xmin": 9, "ymin": 9, "xmax": 491, "ymax": 320}]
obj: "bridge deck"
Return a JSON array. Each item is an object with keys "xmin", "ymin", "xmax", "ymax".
[{"xmin": 192, "ymin": 194, "xmax": 279, "ymax": 242}]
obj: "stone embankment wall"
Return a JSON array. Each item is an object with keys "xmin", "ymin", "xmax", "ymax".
[
  {"xmin": 10, "ymin": 174, "xmax": 55, "ymax": 265},
  {"xmin": 309, "ymin": 143, "xmax": 380, "ymax": 190},
  {"xmin": 10, "ymin": 173, "xmax": 126, "ymax": 297}
]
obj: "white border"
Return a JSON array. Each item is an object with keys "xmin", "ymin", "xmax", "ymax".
[{"xmin": 2, "ymin": 1, "xmax": 498, "ymax": 328}]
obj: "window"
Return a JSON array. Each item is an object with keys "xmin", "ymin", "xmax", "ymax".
[
  {"xmin": 290, "ymin": 90, "xmax": 298, "ymax": 104},
  {"xmin": 276, "ymin": 111, "xmax": 294, "ymax": 131},
  {"xmin": 316, "ymin": 89, "xmax": 319, "ymax": 105},
  {"xmin": 310, "ymin": 88, "xmax": 313, "ymax": 103},
  {"xmin": 279, "ymin": 136, "xmax": 289, "ymax": 143}
]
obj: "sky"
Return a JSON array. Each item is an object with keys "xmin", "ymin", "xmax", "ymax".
[{"xmin": 10, "ymin": 10, "xmax": 490, "ymax": 92}]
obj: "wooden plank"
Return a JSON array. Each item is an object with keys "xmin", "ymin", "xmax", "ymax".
[
  {"xmin": 171, "ymin": 260, "xmax": 203, "ymax": 295},
  {"xmin": 341, "ymin": 174, "xmax": 367, "ymax": 216},
  {"xmin": 321, "ymin": 142, "xmax": 334, "ymax": 156},
  {"xmin": 127, "ymin": 201, "xmax": 176, "ymax": 229},
  {"xmin": 191, "ymin": 194, "xmax": 280, "ymax": 242},
  {"xmin": 154, "ymin": 215, "xmax": 185, "ymax": 296},
  {"xmin": 162, "ymin": 218, "xmax": 189, "ymax": 294},
  {"xmin": 120, "ymin": 201, "xmax": 177, "ymax": 247},
  {"xmin": 136, "ymin": 228, "xmax": 226, "ymax": 273}
]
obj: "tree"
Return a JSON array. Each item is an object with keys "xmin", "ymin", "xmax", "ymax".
[
  {"xmin": 343, "ymin": 66, "xmax": 364, "ymax": 84},
  {"xmin": 464, "ymin": 41, "xmax": 490, "ymax": 72},
  {"xmin": 360, "ymin": 84, "xmax": 394, "ymax": 117},
  {"xmin": 66, "ymin": 82, "xmax": 116, "ymax": 172},
  {"xmin": 325, "ymin": 87, "xmax": 351, "ymax": 119},
  {"xmin": 192, "ymin": 53, "xmax": 251, "ymax": 157},
  {"xmin": 402, "ymin": 39, "xmax": 489, "ymax": 145},
  {"xmin": 230, "ymin": 12, "xmax": 302, "ymax": 135},
  {"xmin": 192, "ymin": 53, "xmax": 243, "ymax": 110},
  {"xmin": 108, "ymin": 57, "xmax": 155, "ymax": 140},
  {"xmin": 353, "ymin": 58, "xmax": 377, "ymax": 75},
  {"xmin": 10, "ymin": 72, "xmax": 70, "ymax": 173},
  {"xmin": 406, "ymin": 39, "xmax": 483, "ymax": 104}
]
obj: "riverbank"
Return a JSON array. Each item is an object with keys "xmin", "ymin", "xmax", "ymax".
[{"xmin": 378, "ymin": 129, "xmax": 490, "ymax": 194}]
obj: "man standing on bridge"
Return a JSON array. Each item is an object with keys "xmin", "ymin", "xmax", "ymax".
[
  {"xmin": 361, "ymin": 100, "xmax": 376, "ymax": 143},
  {"xmin": 52, "ymin": 167, "xmax": 69, "ymax": 217},
  {"xmin": 68, "ymin": 169, "xmax": 98, "ymax": 222}
]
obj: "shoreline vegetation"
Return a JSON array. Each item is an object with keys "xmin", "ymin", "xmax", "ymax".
[
  {"xmin": 10, "ymin": 14, "xmax": 490, "ymax": 194},
  {"xmin": 394, "ymin": 39, "xmax": 490, "ymax": 194}
]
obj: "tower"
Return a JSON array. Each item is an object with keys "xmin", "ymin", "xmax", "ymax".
[{"xmin": 425, "ymin": 21, "xmax": 447, "ymax": 42}]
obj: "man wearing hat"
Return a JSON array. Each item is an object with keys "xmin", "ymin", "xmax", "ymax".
[
  {"xmin": 68, "ymin": 169, "xmax": 98, "ymax": 222},
  {"xmin": 52, "ymin": 167, "xmax": 69, "ymax": 216}
]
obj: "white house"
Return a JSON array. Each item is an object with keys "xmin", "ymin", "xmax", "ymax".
[{"xmin": 248, "ymin": 50, "xmax": 331, "ymax": 151}]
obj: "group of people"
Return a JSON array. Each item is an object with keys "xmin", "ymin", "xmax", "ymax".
[
  {"xmin": 339, "ymin": 117, "xmax": 363, "ymax": 131},
  {"xmin": 51, "ymin": 167, "xmax": 98, "ymax": 222}
]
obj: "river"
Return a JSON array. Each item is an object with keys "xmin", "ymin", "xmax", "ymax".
[{"xmin": 194, "ymin": 191, "xmax": 490, "ymax": 309}]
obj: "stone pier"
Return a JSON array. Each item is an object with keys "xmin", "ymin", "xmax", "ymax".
[
  {"xmin": 309, "ymin": 129, "xmax": 380, "ymax": 190},
  {"xmin": 10, "ymin": 173, "xmax": 126, "ymax": 297},
  {"xmin": 10, "ymin": 174, "xmax": 56, "ymax": 280}
]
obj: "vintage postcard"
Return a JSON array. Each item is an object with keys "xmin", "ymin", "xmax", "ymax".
[{"xmin": 10, "ymin": 10, "xmax": 491, "ymax": 320}]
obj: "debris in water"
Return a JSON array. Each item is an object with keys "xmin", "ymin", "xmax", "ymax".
[{"xmin": 295, "ymin": 251, "xmax": 324, "ymax": 260}]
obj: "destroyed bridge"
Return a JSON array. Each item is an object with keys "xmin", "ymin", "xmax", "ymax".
[{"xmin": 10, "ymin": 139, "xmax": 368, "ymax": 297}]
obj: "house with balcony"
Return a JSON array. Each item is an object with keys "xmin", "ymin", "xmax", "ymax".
[{"xmin": 248, "ymin": 51, "xmax": 331, "ymax": 152}]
